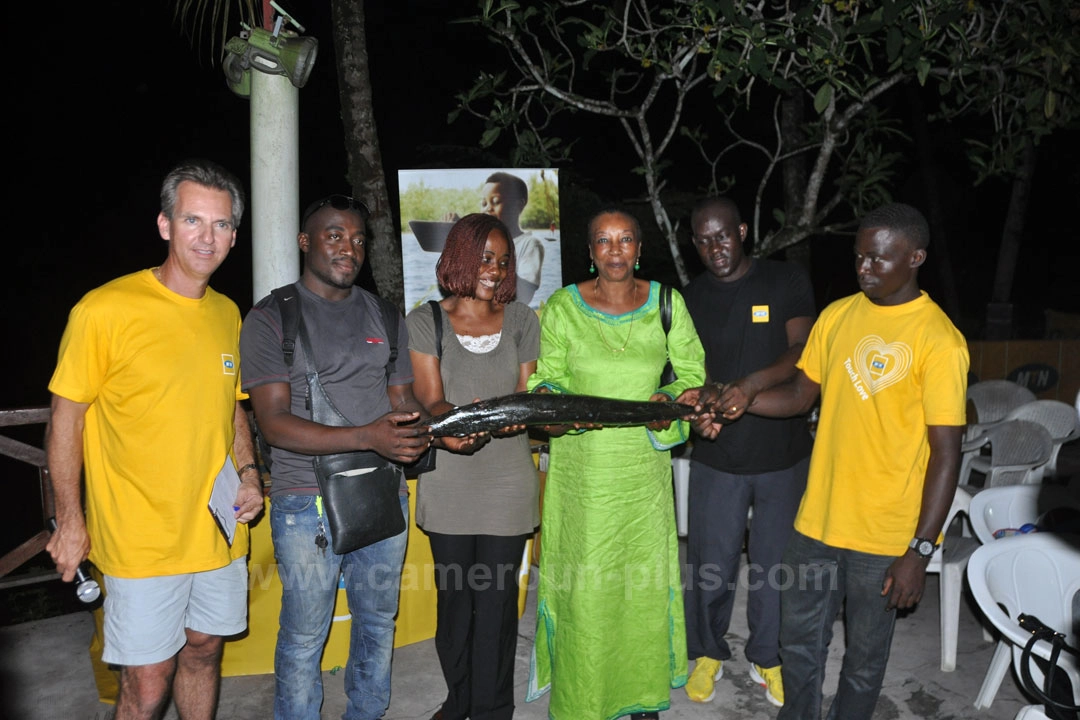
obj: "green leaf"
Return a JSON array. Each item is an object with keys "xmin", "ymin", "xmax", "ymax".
[
  {"xmin": 772, "ymin": 207, "xmax": 786, "ymax": 225},
  {"xmin": 748, "ymin": 47, "xmax": 766, "ymax": 75},
  {"xmin": 886, "ymin": 27, "xmax": 903, "ymax": 63},
  {"xmin": 915, "ymin": 57, "xmax": 930, "ymax": 86},
  {"xmin": 718, "ymin": 0, "xmax": 737, "ymax": 24},
  {"xmin": 1045, "ymin": 90, "xmax": 1058, "ymax": 119},
  {"xmin": 814, "ymin": 83, "xmax": 834, "ymax": 114},
  {"xmin": 882, "ymin": 0, "xmax": 901, "ymax": 25},
  {"xmin": 480, "ymin": 127, "xmax": 502, "ymax": 148}
]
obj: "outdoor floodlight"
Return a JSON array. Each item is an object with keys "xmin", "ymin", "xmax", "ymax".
[{"xmin": 223, "ymin": 24, "xmax": 318, "ymax": 98}]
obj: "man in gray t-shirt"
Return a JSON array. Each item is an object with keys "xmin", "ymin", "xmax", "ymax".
[{"xmin": 239, "ymin": 194, "xmax": 430, "ymax": 720}]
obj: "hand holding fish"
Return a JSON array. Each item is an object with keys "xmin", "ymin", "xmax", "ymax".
[
  {"xmin": 676, "ymin": 385, "xmax": 724, "ymax": 440},
  {"xmin": 530, "ymin": 387, "xmax": 601, "ymax": 438},
  {"xmin": 365, "ymin": 410, "xmax": 431, "ymax": 464},
  {"xmin": 715, "ymin": 380, "xmax": 753, "ymax": 422},
  {"xmin": 440, "ymin": 433, "xmax": 491, "ymax": 454}
]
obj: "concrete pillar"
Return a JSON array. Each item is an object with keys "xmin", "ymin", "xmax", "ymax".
[{"xmin": 250, "ymin": 71, "xmax": 300, "ymax": 304}]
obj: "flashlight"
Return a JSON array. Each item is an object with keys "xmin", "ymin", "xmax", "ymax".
[{"xmin": 46, "ymin": 518, "xmax": 101, "ymax": 604}]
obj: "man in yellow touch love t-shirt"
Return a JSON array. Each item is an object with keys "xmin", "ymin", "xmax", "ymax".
[
  {"xmin": 685, "ymin": 202, "xmax": 968, "ymax": 720},
  {"xmin": 46, "ymin": 159, "xmax": 264, "ymax": 720}
]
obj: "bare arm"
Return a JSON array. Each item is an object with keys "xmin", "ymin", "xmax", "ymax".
[
  {"xmin": 716, "ymin": 315, "xmax": 813, "ymax": 421},
  {"xmin": 248, "ymin": 381, "xmax": 429, "ymax": 465},
  {"xmin": 881, "ymin": 424, "xmax": 963, "ymax": 610},
  {"xmin": 44, "ymin": 394, "xmax": 90, "ymax": 582},
  {"xmin": 232, "ymin": 402, "xmax": 264, "ymax": 523},
  {"xmin": 745, "ymin": 369, "xmax": 821, "ymax": 418}
]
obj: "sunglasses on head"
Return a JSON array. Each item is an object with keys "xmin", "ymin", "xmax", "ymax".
[{"xmin": 301, "ymin": 194, "xmax": 370, "ymax": 228}]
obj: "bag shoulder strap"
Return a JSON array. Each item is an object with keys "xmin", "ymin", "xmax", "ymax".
[
  {"xmin": 270, "ymin": 284, "xmax": 399, "ymax": 380},
  {"xmin": 269, "ymin": 284, "xmax": 301, "ymax": 368},
  {"xmin": 428, "ymin": 300, "xmax": 443, "ymax": 359},
  {"xmin": 377, "ymin": 297, "xmax": 399, "ymax": 378},
  {"xmin": 660, "ymin": 284, "xmax": 673, "ymax": 336}
]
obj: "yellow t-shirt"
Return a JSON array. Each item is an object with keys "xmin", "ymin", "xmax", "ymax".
[
  {"xmin": 795, "ymin": 291, "xmax": 968, "ymax": 556},
  {"xmin": 49, "ymin": 270, "xmax": 249, "ymax": 577}
]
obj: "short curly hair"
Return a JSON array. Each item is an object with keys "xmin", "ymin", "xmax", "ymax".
[
  {"xmin": 859, "ymin": 202, "xmax": 930, "ymax": 250},
  {"xmin": 436, "ymin": 213, "xmax": 518, "ymax": 303}
]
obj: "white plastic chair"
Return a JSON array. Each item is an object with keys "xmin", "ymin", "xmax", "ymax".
[
  {"xmin": 1003, "ymin": 400, "xmax": 1080, "ymax": 480},
  {"xmin": 967, "ymin": 533, "xmax": 1080, "ymax": 710},
  {"xmin": 927, "ymin": 484, "xmax": 980, "ymax": 671},
  {"xmin": 969, "ymin": 484, "xmax": 1080, "ymax": 545},
  {"xmin": 672, "ymin": 457, "xmax": 689, "ymax": 537},
  {"xmin": 1014, "ymin": 705, "xmax": 1053, "ymax": 719},
  {"xmin": 966, "ymin": 380, "xmax": 1037, "ymax": 441},
  {"xmin": 961, "ymin": 419, "xmax": 1053, "ymax": 488}
]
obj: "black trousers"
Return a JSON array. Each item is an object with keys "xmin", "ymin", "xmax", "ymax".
[{"xmin": 428, "ymin": 531, "xmax": 531, "ymax": 720}]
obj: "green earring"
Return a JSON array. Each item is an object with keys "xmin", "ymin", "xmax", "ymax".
[
  {"xmin": 589, "ymin": 261, "xmax": 596, "ymax": 274},
  {"xmin": 634, "ymin": 259, "xmax": 640, "ymax": 271}
]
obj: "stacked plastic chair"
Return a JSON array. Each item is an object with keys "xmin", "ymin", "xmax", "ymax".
[
  {"xmin": 960, "ymin": 419, "xmax": 1054, "ymax": 488},
  {"xmin": 966, "ymin": 380, "xmax": 1037, "ymax": 442}
]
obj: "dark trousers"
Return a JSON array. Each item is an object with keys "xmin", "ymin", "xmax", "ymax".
[
  {"xmin": 428, "ymin": 532, "xmax": 530, "ymax": 720},
  {"xmin": 683, "ymin": 457, "xmax": 808, "ymax": 667},
  {"xmin": 777, "ymin": 531, "xmax": 898, "ymax": 720}
]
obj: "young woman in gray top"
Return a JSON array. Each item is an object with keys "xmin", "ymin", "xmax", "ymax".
[{"xmin": 406, "ymin": 213, "xmax": 540, "ymax": 720}]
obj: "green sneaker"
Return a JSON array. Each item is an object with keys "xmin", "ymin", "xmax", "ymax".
[
  {"xmin": 686, "ymin": 656, "xmax": 724, "ymax": 702},
  {"xmin": 749, "ymin": 663, "xmax": 784, "ymax": 707}
]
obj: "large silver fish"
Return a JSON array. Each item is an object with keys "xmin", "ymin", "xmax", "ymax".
[{"xmin": 424, "ymin": 392, "xmax": 697, "ymax": 437}]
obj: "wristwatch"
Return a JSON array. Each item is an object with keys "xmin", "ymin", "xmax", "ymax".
[{"xmin": 909, "ymin": 537, "xmax": 937, "ymax": 558}]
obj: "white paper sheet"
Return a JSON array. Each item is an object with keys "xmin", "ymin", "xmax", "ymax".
[{"xmin": 208, "ymin": 457, "xmax": 241, "ymax": 546}]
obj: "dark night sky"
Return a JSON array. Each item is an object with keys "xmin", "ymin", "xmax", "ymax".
[{"xmin": 7, "ymin": 1, "xmax": 488, "ymax": 409}]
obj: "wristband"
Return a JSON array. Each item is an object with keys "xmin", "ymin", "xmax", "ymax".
[{"xmin": 238, "ymin": 463, "xmax": 259, "ymax": 477}]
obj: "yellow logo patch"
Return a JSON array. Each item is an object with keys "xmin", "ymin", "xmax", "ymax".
[
  {"xmin": 222, "ymin": 354, "xmax": 237, "ymax": 376},
  {"xmin": 751, "ymin": 305, "xmax": 770, "ymax": 323}
]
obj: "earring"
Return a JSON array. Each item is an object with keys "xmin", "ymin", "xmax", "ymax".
[
  {"xmin": 634, "ymin": 259, "xmax": 640, "ymax": 271},
  {"xmin": 589, "ymin": 261, "xmax": 595, "ymax": 274}
]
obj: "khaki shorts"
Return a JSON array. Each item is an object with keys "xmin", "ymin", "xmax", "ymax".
[{"xmin": 101, "ymin": 557, "xmax": 248, "ymax": 666}]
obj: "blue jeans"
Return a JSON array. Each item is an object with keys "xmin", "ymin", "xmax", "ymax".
[
  {"xmin": 777, "ymin": 531, "xmax": 897, "ymax": 720},
  {"xmin": 271, "ymin": 493, "xmax": 409, "ymax": 720}
]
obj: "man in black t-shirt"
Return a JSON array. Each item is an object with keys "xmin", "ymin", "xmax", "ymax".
[{"xmin": 680, "ymin": 197, "xmax": 816, "ymax": 708}]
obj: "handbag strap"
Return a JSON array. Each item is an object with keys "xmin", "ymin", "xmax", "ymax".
[
  {"xmin": 660, "ymin": 284, "xmax": 672, "ymax": 336},
  {"xmin": 428, "ymin": 300, "xmax": 443, "ymax": 358},
  {"xmin": 1018, "ymin": 613, "xmax": 1080, "ymax": 715}
]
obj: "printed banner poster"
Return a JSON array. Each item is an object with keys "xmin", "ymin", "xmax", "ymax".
[{"xmin": 398, "ymin": 168, "xmax": 562, "ymax": 312}]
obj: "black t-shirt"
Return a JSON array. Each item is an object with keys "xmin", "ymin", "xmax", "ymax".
[{"xmin": 682, "ymin": 259, "xmax": 816, "ymax": 473}]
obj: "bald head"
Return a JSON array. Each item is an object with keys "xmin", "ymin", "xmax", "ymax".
[{"xmin": 691, "ymin": 196, "xmax": 742, "ymax": 229}]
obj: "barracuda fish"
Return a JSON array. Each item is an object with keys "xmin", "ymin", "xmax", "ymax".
[{"xmin": 424, "ymin": 392, "xmax": 697, "ymax": 437}]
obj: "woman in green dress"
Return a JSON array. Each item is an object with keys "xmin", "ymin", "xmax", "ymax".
[{"xmin": 525, "ymin": 209, "xmax": 706, "ymax": 719}]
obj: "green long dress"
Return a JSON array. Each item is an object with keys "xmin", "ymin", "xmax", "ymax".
[{"xmin": 526, "ymin": 281, "xmax": 706, "ymax": 719}]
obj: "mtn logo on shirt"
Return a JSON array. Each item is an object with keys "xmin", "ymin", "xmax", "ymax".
[
  {"xmin": 751, "ymin": 305, "xmax": 770, "ymax": 323},
  {"xmin": 222, "ymin": 354, "xmax": 237, "ymax": 376},
  {"xmin": 869, "ymin": 354, "xmax": 889, "ymax": 377}
]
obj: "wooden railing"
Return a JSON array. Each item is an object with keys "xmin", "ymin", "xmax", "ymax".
[{"xmin": 0, "ymin": 406, "xmax": 56, "ymax": 589}]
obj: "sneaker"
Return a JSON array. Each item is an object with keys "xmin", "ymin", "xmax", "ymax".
[
  {"xmin": 685, "ymin": 656, "xmax": 724, "ymax": 702},
  {"xmin": 749, "ymin": 663, "xmax": 784, "ymax": 707}
]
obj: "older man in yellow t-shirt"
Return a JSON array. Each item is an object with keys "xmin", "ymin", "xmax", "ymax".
[
  {"xmin": 46, "ymin": 159, "xmax": 264, "ymax": 720},
  {"xmin": 683, "ymin": 202, "xmax": 968, "ymax": 720}
]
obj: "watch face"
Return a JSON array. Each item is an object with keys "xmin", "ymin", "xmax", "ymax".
[{"xmin": 918, "ymin": 540, "xmax": 935, "ymax": 557}]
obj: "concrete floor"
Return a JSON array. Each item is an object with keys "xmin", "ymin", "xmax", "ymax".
[{"xmin": 0, "ymin": 538, "xmax": 1037, "ymax": 720}]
